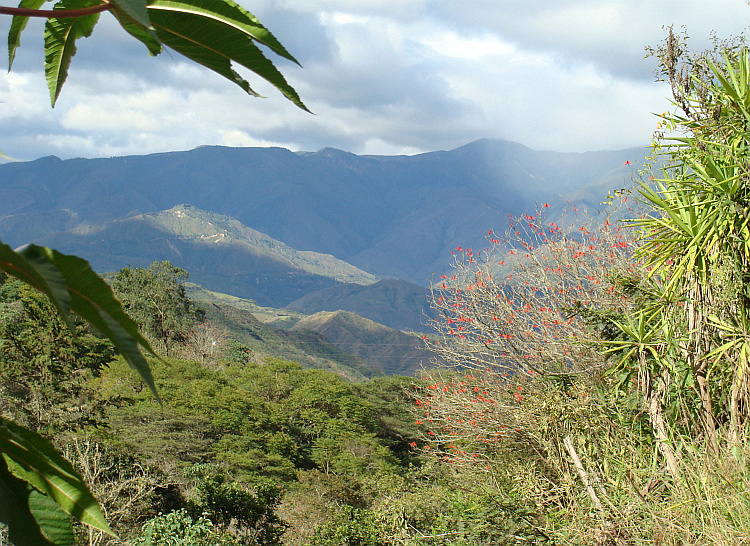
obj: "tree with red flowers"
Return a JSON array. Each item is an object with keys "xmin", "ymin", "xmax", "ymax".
[{"xmin": 416, "ymin": 202, "xmax": 641, "ymax": 476}]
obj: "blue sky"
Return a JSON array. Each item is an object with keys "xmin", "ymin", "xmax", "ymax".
[{"xmin": 0, "ymin": 0, "xmax": 748, "ymax": 160}]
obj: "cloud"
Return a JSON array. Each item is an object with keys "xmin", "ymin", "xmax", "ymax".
[
  {"xmin": 431, "ymin": 0, "xmax": 750, "ymax": 80},
  {"xmin": 0, "ymin": 0, "xmax": 747, "ymax": 160}
]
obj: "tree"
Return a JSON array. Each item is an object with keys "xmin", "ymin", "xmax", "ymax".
[
  {"xmin": 133, "ymin": 509, "xmax": 238, "ymax": 546},
  {"xmin": 112, "ymin": 261, "xmax": 203, "ymax": 356},
  {"xmin": 189, "ymin": 471, "xmax": 286, "ymax": 545},
  {"xmin": 0, "ymin": 0, "xmax": 307, "ymax": 542},
  {"xmin": 182, "ymin": 322, "xmax": 228, "ymax": 365},
  {"xmin": 417, "ymin": 203, "xmax": 646, "ymax": 538},
  {"xmin": 0, "ymin": 277, "xmax": 115, "ymax": 432},
  {"xmin": 608, "ymin": 30, "xmax": 750, "ymax": 454},
  {"xmin": 426, "ymin": 204, "xmax": 638, "ymax": 379}
]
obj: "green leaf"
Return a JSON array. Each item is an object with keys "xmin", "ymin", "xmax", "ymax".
[
  {"xmin": 0, "ymin": 457, "xmax": 57, "ymax": 546},
  {"xmin": 150, "ymin": 0, "xmax": 299, "ymax": 64},
  {"xmin": 111, "ymin": 10, "xmax": 162, "ymax": 55},
  {"xmin": 148, "ymin": 0, "xmax": 309, "ymax": 111},
  {"xmin": 0, "ymin": 417, "xmax": 113, "ymax": 537},
  {"xmin": 109, "ymin": 0, "xmax": 150, "ymax": 29},
  {"xmin": 44, "ymin": 0, "xmax": 100, "ymax": 106},
  {"xmin": 21, "ymin": 472, "xmax": 76, "ymax": 546},
  {"xmin": 20, "ymin": 244, "xmax": 160, "ymax": 399},
  {"xmin": 0, "ymin": 240, "xmax": 73, "ymax": 331},
  {"xmin": 8, "ymin": 0, "xmax": 47, "ymax": 69}
]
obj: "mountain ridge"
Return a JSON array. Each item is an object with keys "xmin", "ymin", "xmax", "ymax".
[
  {"xmin": 37, "ymin": 205, "xmax": 377, "ymax": 308},
  {"xmin": 0, "ymin": 139, "xmax": 643, "ymax": 284}
]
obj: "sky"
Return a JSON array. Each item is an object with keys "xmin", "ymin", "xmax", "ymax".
[{"xmin": 0, "ymin": 0, "xmax": 748, "ymax": 161}]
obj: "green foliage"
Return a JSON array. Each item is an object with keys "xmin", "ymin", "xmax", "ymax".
[
  {"xmin": 607, "ymin": 32, "xmax": 750, "ymax": 455},
  {"xmin": 113, "ymin": 261, "xmax": 203, "ymax": 356},
  {"xmin": 134, "ymin": 508, "xmax": 238, "ymax": 546},
  {"xmin": 98, "ymin": 357, "xmax": 420, "ymax": 485},
  {"xmin": 0, "ymin": 242, "xmax": 156, "ymax": 542},
  {"xmin": 190, "ymin": 472, "xmax": 286, "ymax": 545},
  {"xmin": 0, "ymin": 243, "xmax": 157, "ymax": 398},
  {"xmin": 0, "ymin": 279, "xmax": 115, "ymax": 428},
  {"xmin": 310, "ymin": 506, "xmax": 386, "ymax": 546}
]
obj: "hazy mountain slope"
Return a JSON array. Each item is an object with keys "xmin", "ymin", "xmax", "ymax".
[
  {"xmin": 38, "ymin": 205, "xmax": 376, "ymax": 307},
  {"xmin": 200, "ymin": 302, "xmax": 382, "ymax": 381},
  {"xmin": 0, "ymin": 140, "xmax": 642, "ymax": 283},
  {"xmin": 292, "ymin": 310, "xmax": 436, "ymax": 376},
  {"xmin": 286, "ymin": 279, "xmax": 435, "ymax": 332}
]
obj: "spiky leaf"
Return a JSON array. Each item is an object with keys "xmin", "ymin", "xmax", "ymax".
[
  {"xmin": 8, "ymin": 0, "xmax": 47, "ymax": 69},
  {"xmin": 148, "ymin": 0, "xmax": 309, "ymax": 110}
]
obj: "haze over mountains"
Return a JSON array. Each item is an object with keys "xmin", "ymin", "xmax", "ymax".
[
  {"xmin": 0, "ymin": 139, "xmax": 641, "ymax": 367},
  {"xmin": 0, "ymin": 139, "xmax": 640, "ymax": 283}
]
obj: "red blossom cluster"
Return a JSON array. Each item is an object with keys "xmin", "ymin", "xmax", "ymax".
[{"xmin": 414, "ymin": 201, "xmax": 643, "ymax": 467}]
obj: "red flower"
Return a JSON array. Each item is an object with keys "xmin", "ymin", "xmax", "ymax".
[
  {"xmin": 543, "ymin": 203, "xmax": 550, "ymax": 207},
  {"xmin": 410, "ymin": 441, "xmax": 417, "ymax": 447},
  {"xmin": 624, "ymin": 160, "xmax": 631, "ymax": 165}
]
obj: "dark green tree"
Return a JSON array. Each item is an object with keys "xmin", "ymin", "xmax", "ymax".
[
  {"xmin": 189, "ymin": 470, "xmax": 286, "ymax": 546},
  {"xmin": 0, "ymin": 277, "xmax": 115, "ymax": 431},
  {"xmin": 112, "ymin": 261, "xmax": 203, "ymax": 356}
]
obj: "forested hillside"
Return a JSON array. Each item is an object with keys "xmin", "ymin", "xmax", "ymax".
[{"xmin": 0, "ymin": 267, "xmax": 502, "ymax": 545}]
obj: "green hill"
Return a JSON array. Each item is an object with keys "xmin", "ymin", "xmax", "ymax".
[
  {"xmin": 200, "ymin": 302, "xmax": 382, "ymax": 381},
  {"xmin": 292, "ymin": 310, "xmax": 438, "ymax": 376}
]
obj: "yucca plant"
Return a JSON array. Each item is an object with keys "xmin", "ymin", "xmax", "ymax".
[{"xmin": 613, "ymin": 31, "xmax": 750, "ymax": 459}]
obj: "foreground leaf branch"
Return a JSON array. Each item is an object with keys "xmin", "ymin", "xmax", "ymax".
[{"xmin": 7, "ymin": 0, "xmax": 309, "ymax": 110}]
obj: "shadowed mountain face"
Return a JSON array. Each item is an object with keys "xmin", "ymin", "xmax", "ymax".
[
  {"xmin": 0, "ymin": 139, "xmax": 641, "ymax": 284},
  {"xmin": 35, "ymin": 205, "xmax": 377, "ymax": 308},
  {"xmin": 291, "ymin": 310, "xmax": 439, "ymax": 376}
]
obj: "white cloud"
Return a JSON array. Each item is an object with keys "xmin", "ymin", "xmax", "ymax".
[
  {"xmin": 0, "ymin": 0, "xmax": 747, "ymax": 160},
  {"xmin": 420, "ymin": 32, "xmax": 517, "ymax": 60}
]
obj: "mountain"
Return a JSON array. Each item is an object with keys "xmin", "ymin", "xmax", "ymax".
[
  {"xmin": 37, "ymin": 205, "xmax": 376, "ymax": 308},
  {"xmin": 199, "ymin": 302, "xmax": 382, "ymax": 381},
  {"xmin": 291, "ymin": 310, "xmax": 438, "ymax": 376},
  {"xmin": 187, "ymin": 282, "xmax": 434, "ymax": 376},
  {"xmin": 0, "ymin": 139, "xmax": 642, "ymax": 284},
  {"xmin": 286, "ymin": 279, "xmax": 435, "ymax": 332}
]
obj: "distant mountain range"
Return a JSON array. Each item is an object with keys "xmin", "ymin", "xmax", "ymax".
[
  {"xmin": 0, "ymin": 139, "xmax": 642, "ymax": 286},
  {"xmin": 0, "ymin": 140, "xmax": 644, "ymax": 361}
]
